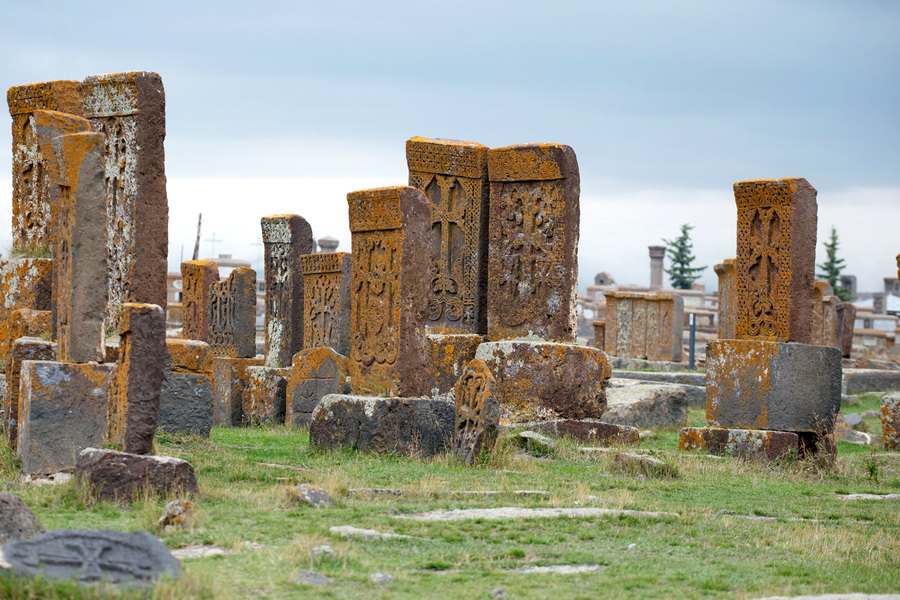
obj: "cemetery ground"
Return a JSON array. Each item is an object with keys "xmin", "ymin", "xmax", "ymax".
[{"xmin": 1, "ymin": 394, "xmax": 899, "ymax": 599}]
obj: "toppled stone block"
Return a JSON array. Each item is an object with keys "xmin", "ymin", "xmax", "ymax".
[
  {"xmin": 244, "ymin": 366, "xmax": 288, "ymax": 425},
  {"xmin": 286, "ymin": 347, "xmax": 350, "ymax": 427},
  {"xmin": 75, "ymin": 448, "xmax": 199, "ymax": 502},
  {"xmin": 602, "ymin": 383, "xmax": 688, "ymax": 428},
  {"xmin": 842, "ymin": 369, "xmax": 900, "ymax": 395},
  {"xmin": 679, "ymin": 427, "xmax": 800, "ymax": 460},
  {"xmin": 453, "ymin": 359, "xmax": 500, "ymax": 465},
  {"xmin": 428, "ymin": 333, "xmax": 483, "ymax": 397},
  {"xmin": 310, "ymin": 395, "xmax": 454, "ymax": 457},
  {"xmin": 287, "ymin": 484, "xmax": 332, "ymax": 507},
  {"xmin": 882, "ymin": 392, "xmax": 900, "ymax": 450},
  {"xmin": 0, "ymin": 493, "xmax": 44, "ymax": 543},
  {"xmin": 18, "ymin": 361, "xmax": 114, "ymax": 474},
  {"xmin": 527, "ymin": 419, "xmax": 639, "ymax": 446},
  {"xmin": 0, "ymin": 529, "xmax": 179, "ymax": 586},
  {"xmin": 4, "ymin": 337, "xmax": 55, "ymax": 449},
  {"xmin": 211, "ymin": 356, "xmax": 262, "ymax": 426},
  {"xmin": 707, "ymin": 340, "xmax": 841, "ymax": 433},
  {"xmin": 474, "ymin": 340, "xmax": 610, "ymax": 422}
]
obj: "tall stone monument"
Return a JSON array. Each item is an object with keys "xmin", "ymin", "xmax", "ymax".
[
  {"xmin": 180, "ymin": 260, "xmax": 219, "ymax": 342},
  {"xmin": 649, "ymin": 245, "xmax": 666, "ymax": 290},
  {"xmin": 714, "ymin": 258, "xmax": 736, "ymax": 339}
]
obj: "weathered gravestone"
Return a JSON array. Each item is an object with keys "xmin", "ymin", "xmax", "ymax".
[
  {"xmin": 209, "ymin": 266, "xmax": 256, "ymax": 358},
  {"xmin": 835, "ymin": 301, "xmax": 856, "ymax": 358},
  {"xmin": 603, "ymin": 291, "xmax": 683, "ymax": 362},
  {"xmin": 0, "ymin": 530, "xmax": 179, "ymax": 586},
  {"xmin": 714, "ymin": 258, "xmax": 736, "ymax": 339},
  {"xmin": 243, "ymin": 366, "xmax": 287, "ymax": 425},
  {"xmin": 0, "ymin": 258, "xmax": 52, "ymax": 367},
  {"xmin": 75, "ymin": 447, "xmax": 199, "ymax": 502},
  {"xmin": 286, "ymin": 347, "xmax": 350, "ymax": 427},
  {"xmin": 883, "ymin": 392, "xmax": 900, "ymax": 450},
  {"xmin": 180, "ymin": 260, "xmax": 218, "ymax": 342},
  {"xmin": 299, "ymin": 252, "xmax": 351, "ymax": 356},
  {"xmin": 4, "ymin": 336, "xmax": 55, "ymax": 450},
  {"xmin": 211, "ymin": 356, "xmax": 262, "ymax": 426},
  {"xmin": 453, "ymin": 359, "xmax": 499, "ymax": 465},
  {"xmin": 811, "ymin": 280, "xmax": 840, "ymax": 349},
  {"xmin": 158, "ymin": 339, "xmax": 213, "ymax": 437}
]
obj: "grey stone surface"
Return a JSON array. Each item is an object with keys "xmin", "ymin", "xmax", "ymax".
[
  {"xmin": 609, "ymin": 377, "xmax": 705, "ymax": 407},
  {"xmin": 295, "ymin": 570, "xmax": 333, "ymax": 585},
  {"xmin": 310, "ymin": 395, "xmax": 454, "ymax": 457},
  {"xmin": 158, "ymin": 372, "xmax": 213, "ymax": 437},
  {"xmin": 0, "ymin": 493, "xmax": 43, "ymax": 543},
  {"xmin": 612, "ymin": 370, "xmax": 706, "ymax": 386},
  {"xmin": 288, "ymin": 484, "xmax": 332, "ymax": 507},
  {"xmin": 843, "ymin": 369, "xmax": 900, "ymax": 394},
  {"xmin": 603, "ymin": 383, "xmax": 688, "ymax": 428},
  {"xmin": 0, "ymin": 529, "xmax": 179, "ymax": 586},
  {"xmin": 75, "ymin": 448, "xmax": 199, "ymax": 502}
]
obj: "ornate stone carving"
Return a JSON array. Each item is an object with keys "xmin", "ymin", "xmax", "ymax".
[
  {"xmin": 453, "ymin": 359, "xmax": 499, "ymax": 465},
  {"xmin": 299, "ymin": 252, "xmax": 351, "ymax": 356},
  {"xmin": 208, "ymin": 267, "xmax": 256, "ymax": 358},
  {"xmin": 180, "ymin": 260, "xmax": 218, "ymax": 342}
]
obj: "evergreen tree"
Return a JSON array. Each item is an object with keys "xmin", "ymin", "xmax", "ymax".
[
  {"xmin": 663, "ymin": 224, "xmax": 706, "ymax": 289},
  {"xmin": 816, "ymin": 226, "xmax": 852, "ymax": 301}
]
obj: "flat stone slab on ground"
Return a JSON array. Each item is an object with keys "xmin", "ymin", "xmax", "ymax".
[
  {"xmin": 0, "ymin": 493, "xmax": 43, "ymax": 543},
  {"xmin": 680, "ymin": 427, "xmax": 800, "ymax": 460},
  {"xmin": 0, "ymin": 529, "xmax": 178, "ymax": 586},
  {"xmin": 401, "ymin": 507, "xmax": 677, "ymax": 521},
  {"xmin": 603, "ymin": 383, "xmax": 688, "ymax": 428},
  {"xmin": 75, "ymin": 448, "xmax": 199, "ymax": 502},
  {"xmin": 329, "ymin": 526, "xmax": 412, "ymax": 540},
  {"xmin": 612, "ymin": 370, "xmax": 706, "ymax": 386},
  {"xmin": 835, "ymin": 493, "xmax": 900, "ymax": 501},
  {"xmin": 526, "ymin": 419, "xmax": 640, "ymax": 445},
  {"xmin": 609, "ymin": 377, "xmax": 706, "ymax": 408},
  {"xmin": 517, "ymin": 564, "xmax": 606, "ymax": 574}
]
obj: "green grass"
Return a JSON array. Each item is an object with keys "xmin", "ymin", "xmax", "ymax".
[{"xmin": 2, "ymin": 411, "xmax": 900, "ymax": 599}]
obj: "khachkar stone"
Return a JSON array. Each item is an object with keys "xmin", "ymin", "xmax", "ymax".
[
  {"xmin": 80, "ymin": 72, "xmax": 169, "ymax": 324},
  {"xmin": 211, "ymin": 356, "xmax": 263, "ymax": 426},
  {"xmin": 7, "ymin": 80, "xmax": 83, "ymax": 247},
  {"xmin": 286, "ymin": 347, "xmax": 350, "ymax": 427},
  {"xmin": 180, "ymin": 260, "xmax": 219, "ymax": 342},
  {"xmin": 603, "ymin": 291, "xmax": 683, "ymax": 362},
  {"xmin": 209, "ymin": 266, "xmax": 257, "ymax": 358},
  {"xmin": 347, "ymin": 186, "xmax": 430, "ymax": 397},
  {"xmin": 453, "ymin": 359, "xmax": 500, "ymax": 465},
  {"xmin": 648, "ymin": 245, "xmax": 666, "ymax": 290},
  {"xmin": 53, "ymin": 131, "xmax": 108, "ymax": 363},
  {"xmin": 108, "ymin": 303, "xmax": 166, "ymax": 455},
  {"xmin": 486, "ymin": 144, "xmax": 579, "ymax": 342},
  {"xmin": 406, "ymin": 137, "xmax": 489, "ymax": 334},
  {"xmin": 734, "ymin": 178, "xmax": 817, "ymax": 344},
  {"xmin": 261, "ymin": 215, "xmax": 314, "ymax": 368},
  {"xmin": 299, "ymin": 252, "xmax": 352, "ymax": 356},
  {"xmin": 811, "ymin": 281, "xmax": 839, "ymax": 349},
  {"xmin": 714, "ymin": 258, "xmax": 736, "ymax": 339}
]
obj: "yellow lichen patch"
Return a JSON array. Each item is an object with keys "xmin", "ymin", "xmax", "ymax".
[
  {"xmin": 488, "ymin": 143, "xmax": 567, "ymax": 181},
  {"xmin": 167, "ymin": 338, "xmax": 213, "ymax": 376}
]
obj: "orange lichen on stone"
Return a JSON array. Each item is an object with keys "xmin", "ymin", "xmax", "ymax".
[
  {"xmin": 299, "ymin": 252, "xmax": 351, "ymax": 355},
  {"xmin": 0, "ymin": 259, "xmax": 53, "ymax": 348},
  {"xmin": 679, "ymin": 426, "xmax": 799, "ymax": 460},
  {"xmin": 1, "ymin": 308, "xmax": 51, "ymax": 368},
  {"xmin": 487, "ymin": 143, "xmax": 567, "ymax": 181},
  {"xmin": 286, "ymin": 347, "xmax": 350, "ymax": 427},
  {"xmin": 882, "ymin": 394, "xmax": 900, "ymax": 450},
  {"xmin": 733, "ymin": 178, "xmax": 817, "ymax": 344},
  {"xmin": 4, "ymin": 336, "xmax": 55, "ymax": 449},
  {"xmin": 212, "ymin": 356, "xmax": 263, "ymax": 426},
  {"xmin": 427, "ymin": 333, "xmax": 483, "ymax": 396},
  {"xmin": 243, "ymin": 366, "xmax": 288, "ymax": 425},
  {"xmin": 180, "ymin": 260, "xmax": 219, "ymax": 342},
  {"xmin": 166, "ymin": 338, "xmax": 213, "ymax": 377},
  {"xmin": 603, "ymin": 291, "xmax": 683, "ymax": 362}
]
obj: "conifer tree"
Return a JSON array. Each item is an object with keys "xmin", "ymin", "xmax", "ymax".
[
  {"xmin": 816, "ymin": 226, "xmax": 852, "ymax": 301},
  {"xmin": 663, "ymin": 224, "xmax": 706, "ymax": 289}
]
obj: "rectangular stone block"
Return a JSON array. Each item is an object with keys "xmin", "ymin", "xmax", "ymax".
[
  {"xmin": 310, "ymin": 395, "xmax": 454, "ymax": 457},
  {"xmin": 475, "ymin": 340, "xmax": 611, "ymax": 422},
  {"xmin": 243, "ymin": 366, "xmax": 288, "ymax": 425},
  {"xmin": 1, "ymin": 308, "xmax": 51, "ymax": 370},
  {"xmin": 407, "ymin": 137, "xmax": 489, "ymax": 334},
  {"xmin": 487, "ymin": 144, "xmax": 579, "ymax": 343},
  {"xmin": 882, "ymin": 393, "xmax": 900, "ymax": 450},
  {"xmin": 714, "ymin": 258, "xmax": 736, "ymax": 339},
  {"xmin": 261, "ymin": 214, "xmax": 313, "ymax": 367},
  {"xmin": 4, "ymin": 337, "xmax": 55, "ymax": 449},
  {"xmin": 17, "ymin": 360, "xmax": 115, "ymax": 474},
  {"xmin": 211, "ymin": 356, "xmax": 262, "ymax": 426},
  {"xmin": 604, "ymin": 292, "xmax": 683, "ymax": 362},
  {"xmin": 180, "ymin": 260, "xmax": 219, "ymax": 342},
  {"xmin": 299, "ymin": 252, "xmax": 351, "ymax": 356},
  {"xmin": 842, "ymin": 369, "xmax": 900, "ymax": 395},
  {"xmin": 591, "ymin": 320, "xmax": 605, "ymax": 349},
  {"xmin": 835, "ymin": 301, "xmax": 855, "ymax": 358},
  {"xmin": 811, "ymin": 281, "xmax": 840, "ymax": 349},
  {"xmin": 80, "ymin": 72, "xmax": 169, "ymax": 323},
  {"xmin": 8, "ymin": 80, "xmax": 84, "ymax": 248},
  {"xmin": 286, "ymin": 347, "xmax": 350, "ymax": 427},
  {"xmin": 679, "ymin": 426, "xmax": 799, "ymax": 460},
  {"xmin": 166, "ymin": 338, "xmax": 213, "ymax": 377},
  {"xmin": 706, "ymin": 339, "xmax": 841, "ymax": 432},
  {"xmin": 347, "ymin": 186, "xmax": 431, "ymax": 397},
  {"xmin": 733, "ymin": 178, "xmax": 817, "ymax": 343},
  {"xmin": 108, "ymin": 303, "xmax": 166, "ymax": 454},
  {"xmin": 528, "ymin": 419, "xmax": 639, "ymax": 446},
  {"xmin": 209, "ymin": 266, "xmax": 257, "ymax": 358},
  {"xmin": 427, "ymin": 333, "xmax": 483, "ymax": 397},
  {"xmin": 0, "ymin": 259, "xmax": 53, "ymax": 360},
  {"xmin": 158, "ymin": 339, "xmax": 213, "ymax": 437},
  {"xmin": 53, "ymin": 132, "xmax": 108, "ymax": 363}
]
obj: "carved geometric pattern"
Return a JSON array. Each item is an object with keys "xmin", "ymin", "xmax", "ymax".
[{"xmin": 350, "ymin": 232, "xmax": 400, "ymax": 368}]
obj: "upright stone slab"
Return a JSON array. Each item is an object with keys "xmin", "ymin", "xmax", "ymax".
[
  {"xmin": 649, "ymin": 246, "xmax": 666, "ymax": 290},
  {"xmin": 347, "ymin": 186, "xmax": 430, "ymax": 397},
  {"xmin": 17, "ymin": 361, "xmax": 114, "ymax": 474},
  {"xmin": 1, "ymin": 309, "xmax": 51, "ymax": 372},
  {"xmin": 453, "ymin": 359, "xmax": 500, "ymax": 465},
  {"xmin": 159, "ymin": 339, "xmax": 213, "ymax": 437},
  {"xmin": 0, "ymin": 258, "xmax": 52, "ymax": 366},
  {"xmin": 4, "ymin": 337, "xmax": 55, "ymax": 450},
  {"xmin": 180, "ymin": 260, "xmax": 218, "ymax": 342},
  {"xmin": 406, "ymin": 137, "xmax": 489, "ymax": 334},
  {"xmin": 7, "ymin": 80, "xmax": 83, "ymax": 248},
  {"xmin": 53, "ymin": 132, "xmax": 108, "ymax": 363},
  {"xmin": 486, "ymin": 144, "xmax": 579, "ymax": 342},
  {"xmin": 811, "ymin": 281, "xmax": 840, "ymax": 349},
  {"xmin": 299, "ymin": 253, "xmax": 352, "ymax": 356},
  {"xmin": 209, "ymin": 266, "xmax": 257, "ymax": 358},
  {"xmin": 836, "ymin": 301, "xmax": 856, "ymax": 358},
  {"xmin": 243, "ymin": 366, "xmax": 287, "ymax": 425},
  {"xmin": 734, "ymin": 178, "xmax": 817, "ymax": 344},
  {"xmin": 882, "ymin": 393, "xmax": 900, "ymax": 450},
  {"xmin": 108, "ymin": 304, "xmax": 166, "ymax": 454},
  {"xmin": 261, "ymin": 215, "xmax": 313, "ymax": 367},
  {"xmin": 80, "ymin": 72, "xmax": 168, "ymax": 322},
  {"xmin": 714, "ymin": 258, "xmax": 736, "ymax": 339},
  {"xmin": 211, "ymin": 357, "xmax": 263, "ymax": 426},
  {"xmin": 603, "ymin": 291, "xmax": 683, "ymax": 362},
  {"xmin": 286, "ymin": 347, "xmax": 350, "ymax": 427}
]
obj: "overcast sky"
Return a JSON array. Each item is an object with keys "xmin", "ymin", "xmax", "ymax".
[{"xmin": 1, "ymin": 0, "xmax": 898, "ymax": 293}]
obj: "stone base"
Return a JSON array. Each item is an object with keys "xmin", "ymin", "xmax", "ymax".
[
  {"xmin": 843, "ymin": 369, "xmax": 900, "ymax": 395},
  {"xmin": 527, "ymin": 419, "xmax": 639, "ymax": 445},
  {"xmin": 17, "ymin": 361, "xmax": 114, "ymax": 474},
  {"xmin": 882, "ymin": 392, "xmax": 900, "ymax": 450},
  {"xmin": 4, "ymin": 337, "xmax": 55, "ymax": 449},
  {"xmin": 286, "ymin": 347, "xmax": 350, "ymax": 427},
  {"xmin": 75, "ymin": 448, "xmax": 199, "ymax": 502},
  {"xmin": 159, "ymin": 373, "xmax": 213, "ymax": 437},
  {"xmin": 680, "ymin": 427, "xmax": 799, "ymax": 460},
  {"xmin": 427, "ymin": 333, "xmax": 484, "ymax": 398},
  {"xmin": 707, "ymin": 339, "xmax": 841, "ymax": 433},
  {"xmin": 474, "ymin": 341, "xmax": 611, "ymax": 423},
  {"xmin": 604, "ymin": 383, "xmax": 689, "ymax": 428},
  {"xmin": 211, "ymin": 356, "xmax": 262, "ymax": 426},
  {"xmin": 310, "ymin": 394, "xmax": 454, "ymax": 457},
  {"xmin": 244, "ymin": 366, "xmax": 288, "ymax": 425}
]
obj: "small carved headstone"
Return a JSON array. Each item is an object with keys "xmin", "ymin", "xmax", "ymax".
[
  {"xmin": 0, "ymin": 529, "xmax": 179, "ymax": 586},
  {"xmin": 209, "ymin": 266, "xmax": 256, "ymax": 358},
  {"xmin": 180, "ymin": 260, "xmax": 219, "ymax": 342},
  {"xmin": 453, "ymin": 359, "xmax": 499, "ymax": 465},
  {"xmin": 299, "ymin": 252, "xmax": 351, "ymax": 355}
]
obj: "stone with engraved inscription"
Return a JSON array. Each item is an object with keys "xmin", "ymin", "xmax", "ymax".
[
  {"xmin": 158, "ymin": 339, "xmax": 213, "ymax": 437},
  {"xmin": 0, "ymin": 529, "xmax": 179, "ymax": 586},
  {"xmin": 209, "ymin": 266, "xmax": 256, "ymax": 358},
  {"xmin": 486, "ymin": 144, "xmax": 579, "ymax": 343},
  {"xmin": 407, "ymin": 137, "xmax": 489, "ymax": 334},
  {"xmin": 347, "ymin": 186, "xmax": 431, "ymax": 397},
  {"xmin": 286, "ymin": 347, "xmax": 350, "ymax": 427},
  {"xmin": 453, "ymin": 359, "xmax": 500, "ymax": 465},
  {"xmin": 262, "ymin": 215, "xmax": 314, "ymax": 368},
  {"xmin": 811, "ymin": 281, "xmax": 840, "ymax": 349},
  {"xmin": 299, "ymin": 252, "xmax": 351, "ymax": 356},
  {"xmin": 180, "ymin": 260, "xmax": 218, "ymax": 342}
]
